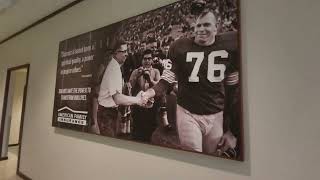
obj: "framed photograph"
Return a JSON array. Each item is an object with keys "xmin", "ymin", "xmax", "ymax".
[{"xmin": 52, "ymin": 0, "xmax": 243, "ymax": 160}]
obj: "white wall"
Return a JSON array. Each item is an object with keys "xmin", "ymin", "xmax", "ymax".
[{"xmin": 0, "ymin": 0, "xmax": 319, "ymax": 179}]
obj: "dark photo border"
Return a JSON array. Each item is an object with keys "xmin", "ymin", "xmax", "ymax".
[{"xmin": 52, "ymin": 0, "xmax": 244, "ymax": 161}]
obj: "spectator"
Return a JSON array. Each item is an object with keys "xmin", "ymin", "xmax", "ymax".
[{"xmin": 129, "ymin": 49, "xmax": 161, "ymax": 142}]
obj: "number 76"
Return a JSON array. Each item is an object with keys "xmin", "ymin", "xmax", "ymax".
[{"xmin": 187, "ymin": 50, "xmax": 228, "ymax": 82}]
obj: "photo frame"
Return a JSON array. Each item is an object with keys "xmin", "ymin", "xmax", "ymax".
[{"xmin": 52, "ymin": 0, "xmax": 243, "ymax": 161}]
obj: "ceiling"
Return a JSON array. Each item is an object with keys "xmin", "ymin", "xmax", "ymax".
[{"xmin": 0, "ymin": 0, "xmax": 78, "ymax": 43}]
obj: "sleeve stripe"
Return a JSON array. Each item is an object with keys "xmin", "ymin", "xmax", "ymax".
[
  {"xmin": 161, "ymin": 73, "xmax": 175, "ymax": 79},
  {"xmin": 160, "ymin": 69, "xmax": 176, "ymax": 83},
  {"xmin": 226, "ymin": 76, "xmax": 239, "ymax": 82},
  {"xmin": 226, "ymin": 71, "xmax": 239, "ymax": 82},
  {"xmin": 161, "ymin": 74, "xmax": 175, "ymax": 80},
  {"xmin": 226, "ymin": 71, "xmax": 239, "ymax": 86},
  {"xmin": 227, "ymin": 72, "xmax": 239, "ymax": 78},
  {"xmin": 226, "ymin": 79, "xmax": 239, "ymax": 85},
  {"xmin": 162, "ymin": 70, "xmax": 175, "ymax": 77},
  {"xmin": 161, "ymin": 71, "xmax": 175, "ymax": 77},
  {"xmin": 161, "ymin": 77, "xmax": 176, "ymax": 83}
]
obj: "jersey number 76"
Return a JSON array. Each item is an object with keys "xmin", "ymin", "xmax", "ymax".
[{"xmin": 186, "ymin": 50, "xmax": 228, "ymax": 82}]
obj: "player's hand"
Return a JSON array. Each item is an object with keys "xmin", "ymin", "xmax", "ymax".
[
  {"xmin": 143, "ymin": 97, "xmax": 154, "ymax": 108},
  {"xmin": 216, "ymin": 130, "xmax": 237, "ymax": 156},
  {"xmin": 136, "ymin": 91, "xmax": 148, "ymax": 106},
  {"xmin": 141, "ymin": 89, "xmax": 156, "ymax": 102}
]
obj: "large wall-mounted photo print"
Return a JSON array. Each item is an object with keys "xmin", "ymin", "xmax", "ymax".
[{"xmin": 52, "ymin": 0, "xmax": 243, "ymax": 160}]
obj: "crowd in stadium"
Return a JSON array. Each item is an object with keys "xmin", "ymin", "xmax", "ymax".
[{"xmin": 116, "ymin": 0, "xmax": 238, "ymax": 56}]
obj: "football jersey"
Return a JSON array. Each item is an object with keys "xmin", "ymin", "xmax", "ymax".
[{"xmin": 162, "ymin": 35, "xmax": 239, "ymax": 115}]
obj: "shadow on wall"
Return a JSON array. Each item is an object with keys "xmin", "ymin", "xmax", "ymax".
[{"xmin": 54, "ymin": 122, "xmax": 251, "ymax": 176}]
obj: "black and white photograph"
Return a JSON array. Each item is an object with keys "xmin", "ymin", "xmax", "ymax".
[{"xmin": 52, "ymin": 0, "xmax": 243, "ymax": 160}]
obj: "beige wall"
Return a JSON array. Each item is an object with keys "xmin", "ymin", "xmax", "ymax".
[
  {"xmin": 1, "ymin": 69, "xmax": 16, "ymax": 157},
  {"xmin": 0, "ymin": 0, "xmax": 319, "ymax": 179},
  {"xmin": 9, "ymin": 70, "xmax": 27, "ymax": 145}
]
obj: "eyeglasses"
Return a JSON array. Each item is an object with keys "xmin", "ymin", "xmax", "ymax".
[{"xmin": 117, "ymin": 50, "xmax": 127, "ymax": 53}]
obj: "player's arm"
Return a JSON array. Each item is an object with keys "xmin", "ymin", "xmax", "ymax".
[
  {"xmin": 218, "ymin": 50, "xmax": 240, "ymax": 156},
  {"xmin": 223, "ymin": 55, "xmax": 240, "ymax": 137},
  {"xmin": 142, "ymin": 64, "xmax": 176, "ymax": 99},
  {"xmin": 217, "ymin": 79, "xmax": 239, "ymax": 157}
]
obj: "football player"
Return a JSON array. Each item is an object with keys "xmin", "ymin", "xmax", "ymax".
[{"xmin": 142, "ymin": 9, "xmax": 239, "ymax": 155}]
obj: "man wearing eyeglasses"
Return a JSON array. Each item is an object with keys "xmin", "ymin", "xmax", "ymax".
[
  {"xmin": 97, "ymin": 40, "xmax": 146, "ymax": 137},
  {"xmin": 129, "ymin": 49, "xmax": 161, "ymax": 142}
]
